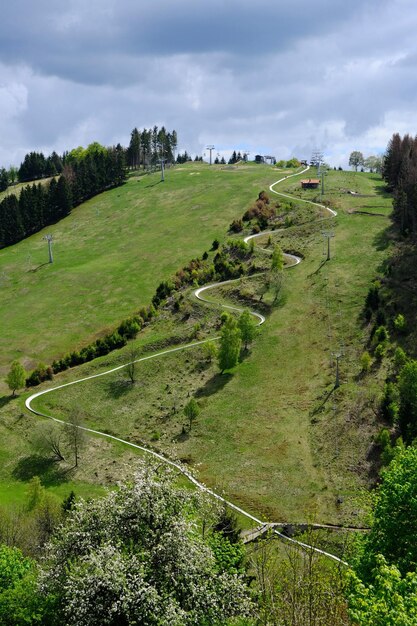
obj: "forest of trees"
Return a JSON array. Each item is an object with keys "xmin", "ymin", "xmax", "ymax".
[
  {"xmin": 0, "ymin": 143, "xmax": 126, "ymax": 249},
  {"xmin": 18, "ymin": 151, "xmax": 64, "ymax": 182},
  {"xmin": 0, "ymin": 125, "xmax": 180, "ymax": 249},
  {"xmin": 127, "ymin": 126, "xmax": 177, "ymax": 169},
  {"xmin": 382, "ymin": 132, "xmax": 417, "ymax": 235}
]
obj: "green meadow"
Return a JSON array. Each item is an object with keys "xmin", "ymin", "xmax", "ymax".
[
  {"xmin": 0, "ymin": 163, "xmax": 284, "ymax": 389},
  {"xmin": 21, "ymin": 167, "xmax": 393, "ymax": 523}
]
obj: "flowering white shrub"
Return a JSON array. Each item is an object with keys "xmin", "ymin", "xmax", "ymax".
[{"xmin": 40, "ymin": 460, "xmax": 253, "ymax": 625}]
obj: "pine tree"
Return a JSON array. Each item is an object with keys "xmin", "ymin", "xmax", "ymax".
[{"xmin": 0, "ymin": 167, "xmax": 8, "ymax": 192}]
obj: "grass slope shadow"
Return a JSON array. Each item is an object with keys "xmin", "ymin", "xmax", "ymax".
[{"xmin": 12, "ymin": 454, "xmax": 73, "ymax": 486}]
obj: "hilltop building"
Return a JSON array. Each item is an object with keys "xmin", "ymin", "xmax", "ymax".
[{"xmin": 300, "ymin": 178, "xmax": 320, "ymax": 189}]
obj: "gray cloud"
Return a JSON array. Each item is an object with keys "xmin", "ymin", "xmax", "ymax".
[{"xmin": 0, "ymin": 0, "xmax": 417, "ymax": 167}]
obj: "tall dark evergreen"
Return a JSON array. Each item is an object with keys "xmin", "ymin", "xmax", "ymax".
[
  {"xmin": 0, "ymin": 142, "xmax": 127, "ymax": 249},
  {"xmin": 0, "ymin": 128, "xmax": 176, "ymax": 249},
  {"xmin": 383, "ymin": 133, "xmax": 417, "ymax": 235},
  {"xmin": 0, "ymin": 195, "xmax": 23, "ymax": 247},
  {"xmin": 0, "ymin": 167, "xmax": 9, "ymax": 192},
  {"xmin": 18, "ymin": 151, "xmax": 47, "ymax": 182},
  {"xmin": 127, "ymin": 128, "xmax": 140, "ymax": 169}
]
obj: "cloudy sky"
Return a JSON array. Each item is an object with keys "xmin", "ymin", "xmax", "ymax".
[{"xmin": 1, "ymin": 0, "xmax": 417, "ymax": 167}]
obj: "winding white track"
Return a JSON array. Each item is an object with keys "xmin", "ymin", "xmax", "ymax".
[{"xmin": 25, "ymin": 166, "xmax": 345, "ymax": 564}]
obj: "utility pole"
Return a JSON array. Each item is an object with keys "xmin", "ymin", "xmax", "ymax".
[
  {"xmin": 43, "ymin": 234, "xmax": 53, "ymax": 263},
  {"xmin": 322, "ymin": 231, "xmax": 334, "ymax": 261},
  {"xmin": 311, "ymin": 148, "xmax": 324, "ymax": 168},
  {"xmin": 331, "ymin": 351, "xmax": 342, "ymax": 388},
  {"xmin": 158, "ymin": 157, "xmax": 166, "ymax": 182},
  {"xmin": 318, "ymin": 163, "xmax": 327, "ymax": 196},
  {"xmin": 206, "ymin": 145, "xmax": 215, "ymax": 165}
]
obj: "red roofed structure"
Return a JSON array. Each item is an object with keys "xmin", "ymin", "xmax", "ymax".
[{"xmin": 301, "ymin": 179, "xmax": 320, "ymax": 189}]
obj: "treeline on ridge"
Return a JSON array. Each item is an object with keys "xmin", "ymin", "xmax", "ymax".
[
  {"xmin": 0, "ymin": 125, "xmax": 179, "ymax": 249},
  {"xmin": 0, "ymin": 144, "xmax": 126, "ymax": 249},
  {"xmin": 383, "ymin": 132, "xmax": 417, "ymax": 235}
]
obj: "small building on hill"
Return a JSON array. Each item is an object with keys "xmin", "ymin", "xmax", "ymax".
[
  {"xmin": 255, "ymin": 154, "xmax": 276, "ymax": 164},
  {"xmin": 301, "ymin": 178, "xmax": 320, "ymax": 189}
]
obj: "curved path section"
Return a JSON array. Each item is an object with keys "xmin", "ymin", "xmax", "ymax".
[
  {"xmin": 269, "ymin": 165, "xmax": 337, "ymax": 218},
  {"xmin": 25, "ymin": 167, "xmax": 344, "ymax": 565}
]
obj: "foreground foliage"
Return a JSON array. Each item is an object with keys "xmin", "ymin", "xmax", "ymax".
[
  {"xmin": 39, "ymin": 461, "xmax": 252, "ymax": 625},
  {"xmin": 347, "ymin": 556, "xmax": 417, "ymax": 626},
  {"xmin": 348, "ymin": 448, "xmax": 417, "ymax": 624}
]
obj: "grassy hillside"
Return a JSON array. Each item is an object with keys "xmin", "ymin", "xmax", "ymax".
[
  {"xmin": 0, "ymin": 162, "xmax": 283, "ymax": 390},
  {"xmin": 24, "ymin": 168, "xmax": 393, "ymax": 524}
]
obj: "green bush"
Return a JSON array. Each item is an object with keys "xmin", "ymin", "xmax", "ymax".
[
  {"xmin": 118, "ymin": 317, "xmax": 142, "ymax": 339},
  {"xmin": 229, "ymin": 219, "xmax": 243, "ymax": 233},
  {"xmin": 26, "ymin": 363, "xmax": 53, "ymax": 387},
  {"xmin": 374, "ymin": 325, "xmax": 389, "ymax": 344},
  {"xmin": 394, "ymin": 313, "xmax": 407, "ymax": 333},
  {"xmin": 376, "ymin": 428, "xmax": 396, "ymax": 466},
  {"xmin": 374, "ymin": 343, "xmax": 386, "ymax": 360},
  {"xmin": 381, "ymin": 382, "xmax": 399, "ymax": 423},
  {"xmin": 394, "ymin": 347, "xmax": 408, "ymax": 370},
  {"xmin": 365, "ymin": 282, "xmax": 380, "ymax": 311},
  {"xmin": 360, "ymin": 351, "xmax": 372, "ymax": 372}
]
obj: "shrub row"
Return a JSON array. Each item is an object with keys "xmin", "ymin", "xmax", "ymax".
[
  {"xmin": 25, "ymin": 308, "xmax": 155, "ymax": 387},
  {"xmin": 26, "ymin": 225, "xmax": 256, "ymax": 387}
]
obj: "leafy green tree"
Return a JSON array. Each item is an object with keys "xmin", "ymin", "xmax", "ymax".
[
  {"xmin": 398, "ymin": 360, "xmax": 417, "ymax": 441},
  {"xmin": 363, "ymin": 155, "xmax": 383, "ymax": 174},
  {"xmin": 184, "ymin": 397, "xmax": 200, "ymax": 431},
  {"xmin": 394, "ymin": 347, "xmax": 408, "ymax": 371},
  {"xmin": 347, "ymin": 556, "xmax": 417, "ymax": 625},
  {"xmin": 394, "ymin": 313, "xmax": 407, "ymax": 333},
  {"xmin": 381, "ymin": 381, "xmax": 399, "ymax": 423},
  {"xmin": 238, "ymin": 309, "xmax": 257, "ymax": 350},
  {"xmin": 202, "ymin": 340, "xmax": 217, "ymax": 362},
  {"xmin": 360, "ymin": 351, "xmax": 372, "ymax": 373},
  {"xmin": 5, "ymin": 361, "xmax": 26, "ymax": 396},
  {"xmin": 218, "ymin": 316, "xmax": 242, "ymax": 373},
  {"xmin": 357, "ymin": 447, "xmax": 417, "ymax": 578},
  {"xmin": 0, "ymin": 545, "xmax": 45, "ymax": 625},
  {"xmin": 349, "ymin": 151, "xmax": 365, "ymax": 171},
  {"xmin": 271, "ymin": 244, "xmax": 284, "ymax": 272},
  {"xmin": 40, "ymin": 461, "xmax": 252, "ymax": 626}
]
